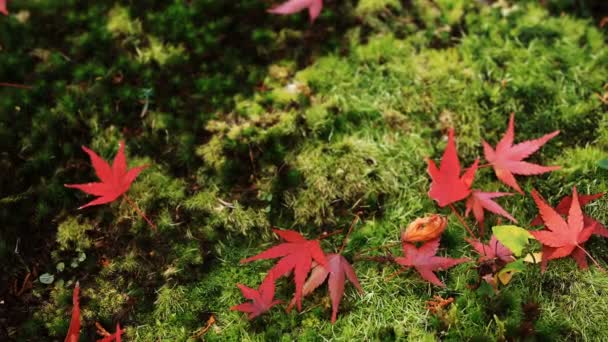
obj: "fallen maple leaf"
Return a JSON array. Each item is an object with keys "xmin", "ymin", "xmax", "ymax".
[
  {"xmin": 268, "ymin": 0, "xmax": 323, "ymax": 22},
  {"xmin": 427, "ymin": 128, "xmax": 479, "ymax": 207},
  {"xmin": 530, "ymin": 188, "xmax": 595, "ymax": 271},
  {"xmin": 241, "ymin": 229, "xmax": 327, "ymax": 311},
  {"xmin": 231, "ymin": 279, "xmax": 282, "ymax": 319},
  {"xmin": 394, "ymin": 238, "xmax": 468, "ymax": 287},
  {"xmin": 0, "ymin": 0, "xmax": 7, "ymax": 16},
  {"xmin": 65, "ymin": 282, "xmax": 80, "ymax": 342},
  {"xmin": 531, "ymin": 192, "xmax": 607, "ymax": 238},
  {"xmin": 65, "ymin": 141, "xmax": 147, "ymax": 209},
  {"xmin": 97, "ymin": 324, "xmax": 123, "ymax": 342},
  {"xmin": 465, "ymin": 191, "xmax": 517, "ymax": 228},
  {"xmin": 467, "ymin": 235, "xmax": 515, "ymax": 263},
  {"xmin": 483, "ymin": 113, "xmax": 560, "ymax": 193},
  {"xmin": 287, "ymin": 253, "xmax": 363, "ymax": 323},
  {"xmin": 402, "ymin": 214, "xmax": 447, "ymax": 243}
]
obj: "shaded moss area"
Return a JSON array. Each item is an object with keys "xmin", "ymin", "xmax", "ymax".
[{"xmin": 1, "ymin": 0, "xmax": 608, "ymax": 341}]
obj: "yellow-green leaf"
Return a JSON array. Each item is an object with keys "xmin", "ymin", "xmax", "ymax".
[{"xmin": 492, "ymin": 225, "xmax": 535, "ymax": 257}]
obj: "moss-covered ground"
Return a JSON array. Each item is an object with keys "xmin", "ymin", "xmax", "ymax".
[{"xmin": 1, "ymin": 0, "xmax": 608, "ymax": 341}]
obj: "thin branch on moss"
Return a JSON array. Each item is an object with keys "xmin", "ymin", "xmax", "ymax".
[
  {"xmin": 339, "ymin": 212, "xmax": 361, "ymax": 254},
  {"xmin": 356, "ymin": 242, "xmax": 400, "ymax": 256},
  {"xmin": 448, "ymin": 204, "xmax": 476, "ymax": 239},
  {"xmin": 576, "ymin": 244, "xmax": 606, "ymax": 273},
  {"xmin": 317, "ymin": 230, "xmax": 343, "ymax": 241},
  {"xmin": 124, "ymin": 194, "xmax": 157, "ymax": 231},
  {"xmin": 0, "ymin": 82, "xmax": 32, "ymax": 89}
]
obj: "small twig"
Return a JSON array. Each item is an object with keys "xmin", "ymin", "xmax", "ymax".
[
  {"xmin": 386, "ymin": 267, "xmax": 408, "ymax": 281},
  {"xmin": 356, "ymin": 242, "xmax": 400, "ymax": 255},
  {"xmin": 139, "ymin": 99, "xmax": 150, "ymax": 117},
  {"xmin": 353, "ymin": 255, "xmax": 394, "ymax": 263},
  {"xmin": 339, "ymin": 213, "xmax": 362, "ymax": 254},
  {"xmin": 577, "ymin": 245, "xmax": 606, "ymax": 273},
  {"xmin": 464, "ymin": 163, "xmax": 491, "ymax": 171},
  {"xmin": 0, "ymin": 82, "xmax": 32, "ymax": 89},
  {"xmin": 449, "ymin": 204, "xmax": 476, "ymax": 239},
  {"xmin": 95, "ymin": 322, "xmax": 111, "ymax": 337},
  {"xmin": 317, "ymin": 230, "xmax": 343, "ymax": 241},
  {"xmin": 124, "ymin": 194, "xmax": 157, "ymax": 231},
  {"xmin": 16, "ymin": 273, "xmax": 32, "ymax": 296}
]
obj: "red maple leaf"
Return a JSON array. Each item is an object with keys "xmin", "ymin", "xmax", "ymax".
[
  {"xmin": 65, "ymin": 141, "xmax": 147, "ymax": 209},
  {"xmin": 287, "ymin": 253, "xmax": 363, "ymax": 323},
  {"xmin": 394, "ymin": 238, "xmax": 468, "ymax": 287},
  {"xmin": 65, "ymin": 282, "xmax": 81, "ymax": 342},
  {"xmin": 465, "ymin": 191, "xmax": 517, "ymax": 227},
  {"xmin": 467, "ymin": 235, "xmax": 515, "ymax": 263},
  {"xmin": 268, "ymin": 0, "xmax": 323, "ymax": 22},
  {"xmin": 482, "ymin": 113, "xmax": 560, "ymax": 193},
  {"xmin": 241, "ymin": 229, "xmax": 327, "ymax": 311},
  {"xmin": 427, "ymin": 128, "xmax": 479, "ymax": 207},
  {"xmin": 530, "ymin": 188, "xmax": 595, "ymax": 271},
  {"xmin": 0, "ymin": 0, "xmax": 7, "ymax": 16},
  {"xmin": 531, "ymin": 192, "xmax": 607, "ymax": 238},
  {"xmin": 230, "ymin": 279, "xmax": 282, "ymax": 320},
  {"xmin": 97, "ymin": 324, "xmax": 123, "ymax": 342}
]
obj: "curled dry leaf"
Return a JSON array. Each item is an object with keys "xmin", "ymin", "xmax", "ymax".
[{"xmin": 402, "ymin": 214, "xmax": 447, "ymax": 243}]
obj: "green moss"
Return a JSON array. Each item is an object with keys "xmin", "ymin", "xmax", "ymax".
[
  {"xmin": 355, "ymin": 0, "xmax": 402, "ymax": 16},
  {"xmin": 56, "ymin": 216, "xmax": 94, "ymax": 251},
  {"xmin": 136, "ymin": 36, "xmax": 185, "ymax": 66},
  {"xmin": 106, "ymin": 5, "xmax": 142, "ymax": 36}
]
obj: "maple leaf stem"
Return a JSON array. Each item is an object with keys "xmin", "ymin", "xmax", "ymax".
[
  {"xmin": 355, "ymin": 242, "xmax": 400, "ymax": 256},
  {"xmin": 339, "ymin": 213, "xmax": 361, "ymax": 254},
  {"xmin": 465, "ymin": 163, "xmax": 491, "ymax": 170},
  {"xmin": 0, "ymin": 82, "xmax": 32, "ymax": 89},
  {"xmin": 124, "ymin": 194, "xmax": 157, "ymax": 231},
  {"xmin": 385, "ymin": 267, "xmax": 408, "ymax": 281},
  {"xmin": 448, "ymin": 204, "xmax": 477, "ymax": 239},
  {"xmin": 317, "ymin": 229, "xmax": 343, "ymax": 241},
  {"xmin": 95, "ymin": 322, "xmax": 112, "ymax": 337},
  {"xmin": 353, "ymin": 255, "xmax": 394, "ymax": 263},
  {"xmin": 576, "ymin": 245, "xmax": 606, "ymax": 273}
]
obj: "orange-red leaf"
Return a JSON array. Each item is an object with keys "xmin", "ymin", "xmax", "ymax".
[
  {"xmin": 240, "ymin": 229, "xmax": 327, "ymax": 311},
  {"xmin": 394, "ymin": 238, "xmax": 468, "ymax": 287},
  {"xmin": 230, "ymin": 279, "xmax": 281, "ymax": 320},
  {"xmin": 483, "ymin": 113, "xmax": 560, "ymax": 193},
  {"xmin": 465, "ymin": 191, "xmax": 517, "ymax": 227},
  {"xmin": 287, "ymin": 253, "xmax": 363, "ymax": 323},
  {"xmin": 427, "ymin": 129, "xmax": 479, "ymax": 207},
  {"xmin": 531, "ymin": 192, "xmax": 607, "ymax": 238},
  {"xmin": 530, "ymin": 188, "xmax": 595, "ymax": 271},
  {"xmin": 97, "ymin": 324, "xmax": 123, "ymax": 342},
  {"xmin": 65, "ymin": 282, "xmax": 80, "ymax": 342},
  {"xmin": 65, "ymin": 141, "xmax": 147, "ymax": 209}
]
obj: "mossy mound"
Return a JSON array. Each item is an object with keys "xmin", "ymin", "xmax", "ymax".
[{"xmin": 1, "ymin": 0, "xmax": 607, "ymax": 341}]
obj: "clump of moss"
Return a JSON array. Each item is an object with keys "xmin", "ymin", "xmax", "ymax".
[
  {"xmin": 285, "ymin": 136, "xmax": 403, "ymax": 225},
  {"xmin": 56, "ymin": 217, "xmax": 94, "ymax": 252}
]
